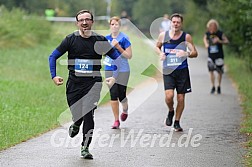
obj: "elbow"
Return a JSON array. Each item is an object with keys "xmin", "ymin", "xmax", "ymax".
[
  {"xmin": 123, "ymin": 52, "xmax": 132, "ymax": 59},
  {"xmin": 190, "ymin": 51, "xmax": 198, "ymax": 58},
  {"xmin": 194, "ymin": 52, "xmax": 198, "ymax": 58},
  {"xmin": 48, "ymin": 55, "xmax": 53, "ymax": 64}
]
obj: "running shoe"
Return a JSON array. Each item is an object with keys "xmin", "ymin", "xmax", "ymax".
[
  {"xmin": 210, "ymin": 87, "xmax": 215, "ymax": 94},
  {"xmin": 111, "ymin": 120, "xmax": 120, "ymax": 129},
  {"xmin": 165, "ymin": 111, "xmax": 174, "ymax": 126},
  {"xmin": 120, "ymin": 112, "xmax": 128, "ymax": 122},
  {"xmin": 69, "ymin": 124, "xmax": 80, "ymax": 138},
  {"xmin": 174, "ymin": 122, "xmax": 183, "ymax": 132},
  {"xmin": 217, "ymin": 86, "xmax": 221, "ymax": 94},
  {"xmin": 81, "ymin": 146, "xmax": 93, "ymax": 159}
]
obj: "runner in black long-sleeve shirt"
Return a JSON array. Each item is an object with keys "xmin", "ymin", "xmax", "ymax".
[{"xmin": 48, "ymin": 10, "xmax": 120, "ymax": 159}]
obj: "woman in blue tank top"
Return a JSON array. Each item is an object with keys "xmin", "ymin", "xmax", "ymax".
[{"xmin": 104, "ymin": 16, "xmax": 132, "ymax": 129}]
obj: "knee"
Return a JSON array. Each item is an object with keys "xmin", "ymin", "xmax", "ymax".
[
  {"xmin": 165, "ymin": 93, "xmax": 174, "ymax": 103},
  {"xmin": 177, "ymin": 95, "xmax": 185, "ymax": 104},
  {"xmin": 83, "ymin": 110, "xmax": 94, "ymax": 120}
]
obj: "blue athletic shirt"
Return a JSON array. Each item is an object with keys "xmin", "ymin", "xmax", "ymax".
[
  {"xmin": 162, "ymin": 31, "xmax": 188, "ymax": 70},
  {"xmin": 104, "ymin": 32, "xmax": 131, "ymax": 72}
]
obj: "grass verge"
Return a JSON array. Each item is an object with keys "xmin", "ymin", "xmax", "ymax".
[{"xmin": 225, "ymin": 55, "xmax": 252, "ymax": 166}]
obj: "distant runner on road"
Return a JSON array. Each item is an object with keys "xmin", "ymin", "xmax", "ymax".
[{"xmin": 203, "ymin": 19, "xmax": 229, "ymax": 94}]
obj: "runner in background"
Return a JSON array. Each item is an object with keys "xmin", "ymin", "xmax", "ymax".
[
  {"xmin": 104, "ymin": 16, "xmax": 132, "ymax": 129},
  {"xmin": 203, "ymin": 19, "xmax": 229, "ymax": 94},
  {"xmin": 159, "ymin": 14, "xmax": 171, "ymax": 33}
]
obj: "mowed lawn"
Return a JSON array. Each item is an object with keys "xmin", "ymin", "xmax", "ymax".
[{"xmin": 0, "ymin": 23, "xmax": 159, "ymax": 150}]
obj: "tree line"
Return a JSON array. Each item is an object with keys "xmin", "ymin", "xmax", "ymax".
[{"xmin": 0, "ymin": 0, "xmax": 251, "ymax": 69}]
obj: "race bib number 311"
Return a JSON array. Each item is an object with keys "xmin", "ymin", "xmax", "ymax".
[
  {"xmin": 75, "ymin": 59, "xmax": 93, "ymax": 73},
  {"xmin": 167, "ymin": 55, "xmax": 182, "ymax": 66}
]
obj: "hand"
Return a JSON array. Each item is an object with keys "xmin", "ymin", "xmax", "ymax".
[
  {"xmin": 105, "ymin": 77, "xmax": 116, "ymax": 87},
  {"xmin": 212, "ymin": 37, "xmax": 220, "ymax": 44},
  {"xmin": 52, "ymin": 76, "xmax": 64, "ymax": 86},
  {"xmin": 159, "ymin": 52, "xmax": 166, "ymax": 61},
  {"xmin": 111, "ymin": 39, "xmax": 119, "ymax": 48},
  {"xmin": 176, "ymin": 50, "xmax": 189, "ymax": 57}
]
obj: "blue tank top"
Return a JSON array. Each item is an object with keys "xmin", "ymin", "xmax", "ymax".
[
  {"xmin": 162, "ymin": 31, "xmax": 188, "ymax": 70},
  {"xmin": 104, "ymin": 32, "xmax": 131, "ymax": 72}
]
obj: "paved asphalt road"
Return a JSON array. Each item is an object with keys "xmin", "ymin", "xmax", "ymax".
[{"xmin": 0, "ymin": 47, "xmax": 247, "ymax": 167}]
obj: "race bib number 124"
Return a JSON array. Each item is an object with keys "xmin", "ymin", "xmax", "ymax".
[{"xmin": 74, "ymin": 59, "xmax": 93, "ymax": 73}]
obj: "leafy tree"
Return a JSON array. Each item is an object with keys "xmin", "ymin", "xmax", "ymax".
[
  {"xmin": 0, "ymin": 6, "xmax": 52, "ymax": 48},
  {"xmin": 183, "ymin": 1, "xmax": 207, "ymax": 36},
  {"xmin": 113, "ymin": 0, "xmax": 136, "ymax": 18},
  {"xmin": 132, "ymin": 0, "xmax": 170, "ymax": 30},
  {"xmin": 0, "ymin": 0, "xmax": 22, "ymax": 9},
  {"xmin": 192, "ymin": 0, "xmax": 208, "ymax": 10}
]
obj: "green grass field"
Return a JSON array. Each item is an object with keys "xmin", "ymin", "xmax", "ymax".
[
  {"xmin": 0, "ymin": 22, "xmax": 158, "ymax": 150},
  {"xmin": 225, "ymin": 55, "xmax": 252, "ymax": 166},
  {"xmin": 0, "ymin": 41, "xmax": 67, "ymax": 149}
]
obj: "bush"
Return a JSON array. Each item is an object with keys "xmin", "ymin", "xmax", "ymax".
[{"xmin": 0, "ymin": 6, "xmax": 52, "ymax": 48}]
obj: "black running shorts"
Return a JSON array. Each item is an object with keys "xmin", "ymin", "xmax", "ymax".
[
  {"xmin": 163, "ymin": 68, "xmax": 192, "ymax": 94},
  {"xmin": 66, "ymin": 75, "xmax": 102, "ymax": 122},
  {"xmin": 207, "ymin": 58, "xmax": 224, "ymax": 74},
  {"xmin": 105, "ymin": 71, "xmax": 129, "ymax": 102}
]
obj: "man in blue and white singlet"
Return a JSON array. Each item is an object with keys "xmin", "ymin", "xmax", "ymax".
[{"xmin": 156, "ymin": 13, "xmax": 198, "ymax": 132}]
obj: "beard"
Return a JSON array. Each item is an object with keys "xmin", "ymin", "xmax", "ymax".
[{"xmin": 79, "ymin": 26, "xmax": 92, "ymax": 37}]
